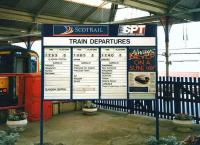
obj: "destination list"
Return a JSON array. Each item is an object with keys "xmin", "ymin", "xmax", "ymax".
[
  {"xmin": 101, "ymin": 48, "xmax": 127, "ymax": 99},
  {"xmin": 73, "ymin": 48, "xmax": 99, "ymax": 99},
  {"xmin": 44, "ymin": 48, "xmax": 71, "ymax": 99}
]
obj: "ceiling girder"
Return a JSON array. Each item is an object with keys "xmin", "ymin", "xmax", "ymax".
[
  {"xmin": 109, "ymin": 3, "xmax": 118, "ymax": 22},
  {"xmin": 0, "ymin": 32, "xmax": 40, "ymax": 41},
  {"xmin": 110, "ymin": 0, "xmax": 166, "ymax": 14},
  {"xmin": 171, "ymin": 7, "xmax": 200, "ymax": 16},
  {"xmin": 29, "ymin": 0, "xmax": 50, "ymax": 32},
  {"xmin": 0, "ymin": 7, "xmax": 81, "ymax": 24},
  {"xmin": 104, "ymin": 0, "xmax": 192, "ymax": 21},
  {"xmin": 168, "ymin": 0, "xmax": 184, "ymax": 12},
  {"xmin": 15, "ymin": 0, "xmax": 24, "ymax": 8},
  {"xmin": 0, "ymin": 0, "xmax": 199, "ymax": 42},
  {"xmin": 107, "ymin": 15, "xmax": 159, "ymax": 24},
  {"xmin": 82, "ymin": 1, "xmax": 108, "ymax": 23},
  {"xmin": 0, "ymin": 29, "xmax": 25, "ymax": 36}
]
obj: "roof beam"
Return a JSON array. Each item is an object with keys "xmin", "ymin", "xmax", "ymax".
[
  {"xmin": 29, "ymin": 0, "xmax": 50, "ymax": 32},
  {"xmin": 168, "ymin": 0, "xmax": 184, "ymax": 12},
  {"xmin": 163, "ymin": 7, "xmax": 200, "ymax": 22},
  {"xmin": 15, "ymin": 0, "xmax": 24, "ymax": 8},
  {"xmin": 0, "ymin": 30, "xmax": 22, "ymax": 36},
  {"xmin": 82, "ymin": 1, "xmax": 108, "ymax": 23},
  {"xmin": 124, "ymin": 0, "xmax": 188, "ymax": 14},
  {"xmin": 104, "ymin": 0, "xmax": 192, "ymax": 21},
  {"xmin": 107, "ymin": 15, "xmax": 160, "ymax": 24},
  {"xmin": 0, "ymin": 7, "xmax": 80, "ymax": 24},
  {"xmin": 33, "ymin": 0, "xmax": 49, "ymax": 16},
  {"xmin": 0, "ymin": 33, "xmax": 40, "ymax": 41},
  {"xmin": 136, "ymin": 0, "xmax": 167, "ymax": 8},
  {"xmin": 109, "ymin": 3, "xmax": 118, "ymax": 22},
  {"xmin": 107, "ymin": 14, "xmax": 190, "ymax": 25},
  {"xmin": 171, "ymin": 7, "xmax": 200, "ymax": 16},
  {"xmin": 104, "ymin": 0, "xmax": 166, "ymax": 14},
  {"xmin": 0, "ymin": 27, "xmax": 28, "ymax": 36}
]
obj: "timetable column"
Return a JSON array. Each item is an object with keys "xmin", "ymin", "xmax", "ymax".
[
  {"xmin": 44, "ymin": 48, "xmax": 71, "ymax": 100},
  {"xmin": 101, "ymin": 48, "xmax": 127, "ymax": 99},
  {"xmin": 73, "ymin": 48, "xmax": 99, "ymax": 99}
]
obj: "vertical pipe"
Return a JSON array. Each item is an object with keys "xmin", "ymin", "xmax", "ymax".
[
  {"xmin": 40, "ymin": 27, "xmax": 44, "ymax": 145},
  {"xmin": 40, "ymin": 95, "xmax": 44, "ymax": 145},
  {"xmin": 165, "ymin": 16, "xmax": 170, "ymax": 77},
  {"xmin": 155, "ymin": 26, "xmax": 159, "ymax": 140},
  {"xmin": 155, "ymin": 99, "xmax": 159, "ymax": 140},
  {"xmin": 27, "ymin": 37, "xmax": 31, "ymax": 50}
]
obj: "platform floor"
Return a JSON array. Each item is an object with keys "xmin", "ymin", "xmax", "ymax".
[{"xmin": 0, "ymin": 110, "xmax": 200, "ymax": 145}]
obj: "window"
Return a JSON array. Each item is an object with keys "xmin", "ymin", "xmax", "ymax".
[
  {"xmin": 0, "ymin": 55, "xmax": 12, "ymax": 73},
  {"xmin": 30, "ymin": 56, "xmax": 37, "ymax": 72}
]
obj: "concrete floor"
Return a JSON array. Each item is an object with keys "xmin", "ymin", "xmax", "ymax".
[{"xmin": 1, "ymin": 110, "xmax": 200, "ymax": 145}]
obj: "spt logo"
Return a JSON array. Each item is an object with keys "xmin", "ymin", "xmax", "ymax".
[{"xmin": 118, "ymin": 25, "xmax": 146, "ymax": 36}]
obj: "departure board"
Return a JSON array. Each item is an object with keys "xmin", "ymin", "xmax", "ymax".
[
  {"xmin": 42, "ymin": 24, "xmax": 157, "ymax": 100},
  {"xmin": 44, "ymin": 48, "xmax": 71, "ymax": 100},
  {"xmin": 101, "ymin": 48, "xmax": 127, "ymax": 99},
  {"xmin": 72, "ymin": 48, "xmax": 99, "ymax": 99}
]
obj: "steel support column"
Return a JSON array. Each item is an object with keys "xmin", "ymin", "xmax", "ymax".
[
  {"xmin": 25, "ymin": 37, "xmax": 34, "ymax": 50},
  {"xmin": 27, "ymin": 36, "xmax": 31, "ymax": 50},
  {"xmin": 160, "ymin": 16, "xmax": 172, "ymax": 77},
  {"xmin": 109, "ymin": 3, "xmax": 118, "ymax": 22}
]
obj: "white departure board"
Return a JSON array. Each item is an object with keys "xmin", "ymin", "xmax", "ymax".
[
  {"xmin": 42, "ymin": 24, "xmax": 157, "ymax": 100},
  {"xmin": 101, "ymin": 48, "xmax": 127, "ymax": 99},
  {"xmin": 72, "ymin": 48, "xmax": 99, "ymax": 99},
  {"xmin": 44, "ymin": 48, "xmax": 71, "ymax": 100}
]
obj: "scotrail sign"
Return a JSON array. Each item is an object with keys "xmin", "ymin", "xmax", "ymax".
[
  {"xmin": 42, "ymin": 24, "xmax": 157, "ymax": 100},
  {"xmin": 53, "ymin": 25, "xmax": 109, "ymax": 36}
]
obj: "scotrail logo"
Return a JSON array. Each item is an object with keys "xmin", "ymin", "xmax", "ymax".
[
  {"xmin": 61, "ymin": 26, "xmax": 74, "ymax": 35},
  {"xmin": 53, "ymin": 25, "xmax": 109, "ymax": 36}
]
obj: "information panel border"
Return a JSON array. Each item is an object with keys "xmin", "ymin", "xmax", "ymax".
[{"xmin": 42, "ymin": 24, "xmax": 157, "ymax": 101}]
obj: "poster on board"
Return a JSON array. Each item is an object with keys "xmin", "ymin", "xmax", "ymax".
[
  {"xmin": 128, "ymin": 47, "xmax": 156, "ymax": 99},
  {"xmin": 42, "ymin": 24, "xmax": 157, "ymax": 100}
]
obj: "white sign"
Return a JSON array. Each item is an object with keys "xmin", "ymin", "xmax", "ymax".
[
  {"xmin": 42, "ymin": 24, "xmax": 157, "ymax": 100},
  {"xmin": 73, "ymin": 48, "xmax": 99, "ymax": 99},
  {"xmin": 101, "ymin": 48, "xmax": 127, "ymax": 99},
  {"xmin": 129, "ymin": 72, "xmax": 156, "ymax": 99},
  {"xmin": 118, "ymin": 25, "xmax": 146, "ymax": 36},
  {"xmin": 44, "ymin": 48, "xmax": 71, "ymax": 100},
  {"xmin": 43, "ymin": 37, "xmax": 156, "ymax": 46}
]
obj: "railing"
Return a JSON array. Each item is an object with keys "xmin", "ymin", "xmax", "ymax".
[
  {"xmin": 95, "ymin": 77, "xmax": 200, "ymax": 124},
  {"xmin": 1, "ymin": 74, "xmax": 199, "ymax": 124}
]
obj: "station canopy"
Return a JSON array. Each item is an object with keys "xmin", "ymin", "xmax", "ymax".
[{"xmin": 0, "ymin": 0, "xmax": 200, "ymax": 42}]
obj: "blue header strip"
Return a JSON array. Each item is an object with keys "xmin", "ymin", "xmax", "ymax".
[{"xmin": 43, "ymin": 24, "xmax": 156, "ymax": 37}]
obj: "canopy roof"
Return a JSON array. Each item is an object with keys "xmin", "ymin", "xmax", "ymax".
[{"xmin": 0, "ymin": 0, "xmax": 200, "ymax": 42}]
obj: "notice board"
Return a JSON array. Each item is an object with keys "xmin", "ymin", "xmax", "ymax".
[{"xmin": 42, "ymin": 24, "xmax": 157, "ymax": 100}]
